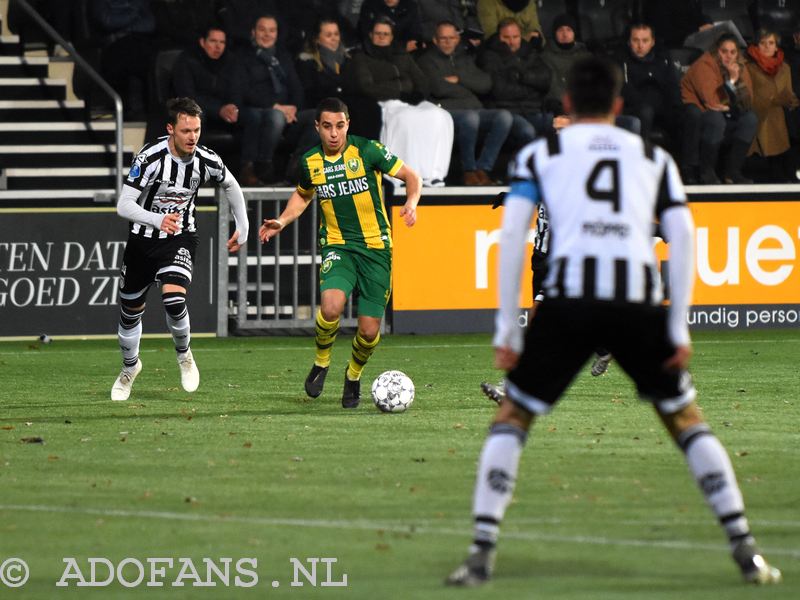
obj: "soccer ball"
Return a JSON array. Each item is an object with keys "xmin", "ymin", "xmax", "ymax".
[{"xmin": 371, "ymin": 370, "xmax": 415, "ymax": 413}]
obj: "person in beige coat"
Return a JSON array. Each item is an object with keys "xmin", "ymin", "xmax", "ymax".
[
  {"xmin": 680, "ymin": 33, "xmax": 758, "ymax": 184},
  {"xmin": 745, "ymin": 28, "xmax": 800, "ymax": 181}
]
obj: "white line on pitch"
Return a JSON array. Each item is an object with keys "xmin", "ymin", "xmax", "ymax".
[{"xmin": 0, "ymin": 504, "xmax": 798, "ymax": 558}]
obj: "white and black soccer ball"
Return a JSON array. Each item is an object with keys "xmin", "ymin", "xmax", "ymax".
[{"xmin": 371, "ymin": 370, "xmax": 415, "ymax": 413}]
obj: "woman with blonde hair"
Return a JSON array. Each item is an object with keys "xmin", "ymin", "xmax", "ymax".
[{"xmin": 745, "ymin": 28, "xmax": 800, "ymax": 181}]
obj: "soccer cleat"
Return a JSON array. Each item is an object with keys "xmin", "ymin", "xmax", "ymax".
[
  {"xmin": 480, "ymin": 381, "xmax": 504, "ymax": 405},
  {"xmin": 111, "ymin": 359, "xmax": 142, "ymax": 401},
  {"xmin": 177, "ymin": 349, "xmax": 200, "ymax": 392},
  {"xmin": 590, "ymin": 353, "xmax": 613, "ymax": 377},
  {"xmin": 304, "ymin": 364, "xmax": 329, "ymax": 398},
  {"xmin": 341, "ymin": 369, "xmax": 361, "ymax": 409},
  {"xmin": 732, "ymin": 538, "xmax": 782, "ymax": 584},
  {"xmin": 445, "ymin": 548, "xmax": 495, "ymax": 587}
]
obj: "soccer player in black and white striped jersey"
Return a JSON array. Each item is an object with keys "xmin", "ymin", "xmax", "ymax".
[
  {"xmin": 111, "ymin": 97, "xmax": 249, "ymax": 401},
  {"xmin": 447, "ymin": 57, "xmax": 780, "ymax": 587}
]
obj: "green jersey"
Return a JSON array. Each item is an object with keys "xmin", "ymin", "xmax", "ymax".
[{"xmin": 296, "ymin": 135, "xmax": 403, "ymax": 250}]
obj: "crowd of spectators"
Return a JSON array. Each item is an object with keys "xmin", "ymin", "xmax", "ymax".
[{"xmin": 17, "ymin": 0, "xmax": 800, "ymax": 186}]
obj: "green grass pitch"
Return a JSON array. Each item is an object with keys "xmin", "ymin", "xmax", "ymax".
[{"xmin": 0, "ymin": 330, "xmax": 798, "ymax": 599}]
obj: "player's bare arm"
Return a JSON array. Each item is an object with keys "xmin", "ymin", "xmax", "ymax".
[
  {"xmin": 394, "ymin": 164, "xmax": 421, "ymax": 227},
  {"xmin": 259, "ymin": 190, "xmax": 313, "ymax": 243}
]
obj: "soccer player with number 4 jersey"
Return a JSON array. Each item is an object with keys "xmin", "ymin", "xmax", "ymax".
[
  {"xmin": 446, "ymin": 57, "xmax": 781, "ymax": 587},
  {"xmin": 259, "ymin": 97, "xmax": 421, "ymax": 408}
]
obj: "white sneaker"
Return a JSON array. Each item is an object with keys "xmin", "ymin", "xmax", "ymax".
[
  {"xmin": 111, "ymin": 360, "xmax": 142, "ymax": 401},
  {"xmin": 178, "ymin": 349, "xmax": 200, "ymax": 392}
]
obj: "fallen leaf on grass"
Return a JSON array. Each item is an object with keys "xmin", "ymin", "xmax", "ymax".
[{"xmin": 20, "ymin": 437, "xmax": 44, "ymax": 444}]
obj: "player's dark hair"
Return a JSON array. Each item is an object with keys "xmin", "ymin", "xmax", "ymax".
[
  {"xmin": 166, "ymin": 97, "xmax": 203, "ymax": 125},
  {"xmin": 566, "ymin": 56, "xmax": 622, "ymax": 116},
  {"xmin": 315, "ymin": 97, "xmax": 350, "ymax": 122}
]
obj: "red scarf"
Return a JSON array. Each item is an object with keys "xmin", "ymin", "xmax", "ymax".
[{"xmin": 747, "ymin": 45, "xmax": 784, "ymax": 76}]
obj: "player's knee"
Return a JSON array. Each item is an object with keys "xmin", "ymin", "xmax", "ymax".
[
  {"xmin": 657, "ymin": 401, "xmax": 705, "ymax": 442},
  {"xmin": 119, "ymin": 297, "xmax": 146, "ymax": 326},
  {"xmin": 162, "ymin": 290, "xmax": 188, "ymax": 319},
  {"xmin": 495, "ymin": 398, "xmax": 535, "ymax": 431}
]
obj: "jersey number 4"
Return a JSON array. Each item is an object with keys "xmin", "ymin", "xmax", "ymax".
[{"xmin": 585, "ymin": 159, "xmax": 620, "ymax": 213}]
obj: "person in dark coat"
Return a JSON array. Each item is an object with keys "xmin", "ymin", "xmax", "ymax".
[
  {"xmin": 238, "ymin": 14, "xmax": 317, "ymax": 183},
  {"xmin": 357, "ymin": 0, "xmax": 423, "ymax": 52},
  {"xmin": 296, "ymin": 16, "xmax": 382, "ymax": 138},
  {"xmin": 172, "ymin": 25, "xmax": 255, "ymax": 180},
  {"xmin": 478, "ymin": 17, "xmax": 550, "ymax": 141},
  {"xmin": 618, "ymin": 23, "xmax": 683, "ymax": 149}
]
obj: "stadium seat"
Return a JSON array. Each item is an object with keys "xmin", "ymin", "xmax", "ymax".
[
  {"xmin": 576, "ymin": 0, "xmax": 633, "ymax": 53},
  {"xmin": 669, "ymin": 46, "xmax": 704, "ymax": 76},
  {"xmin": 752, "ymin": 0, "xmax": 799, "ymax": 39},
  {"xmin": 700, "ymin": 0, "xmax": 755, "ymax": 42}
]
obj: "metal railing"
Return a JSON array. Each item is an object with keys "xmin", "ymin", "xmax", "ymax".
[
  {"xmin": 12, "ymin": 0, "xmax": 123, "ymax": 200},
  {"xmin": 216, "ymin": 188, "xmax": 358, "ymax": 336}
]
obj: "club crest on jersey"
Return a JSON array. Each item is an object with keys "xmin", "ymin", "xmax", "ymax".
[
  {"xmin": 346, "ymin": 158, "xmax": 360, "ymax": 174},
  {"xmin": 190, "ymin": 177, "xmax": 200, "ymax": 190},
  {"xmin": 320, "ymin": 251, "xmax": 341, "ymax": 274}
]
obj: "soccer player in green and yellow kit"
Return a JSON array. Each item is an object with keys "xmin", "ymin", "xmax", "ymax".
[{"xmin": 259, "ymin": 97, "xmax": 421, "ymax": 408}]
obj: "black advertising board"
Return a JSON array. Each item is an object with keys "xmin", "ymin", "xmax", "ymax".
[{"xmin": 0, "ymin": 208, "xmax": 217, "ymax": 338}]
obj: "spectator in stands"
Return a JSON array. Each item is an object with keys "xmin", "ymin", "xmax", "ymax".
[
  {"xmin": 681, "ymin": 32, "xmax": 758, "ymax": 184},
  {"xmin": 477, "ymin": 0, "xmax": 541, "ymax": 46},
  {"xmin": 417, "ymin": 0, "xmax": 483, "ymax": 47},
  {"xmin": 296, "ymin": 17, "xmax": 383, "ymax": 139},
  {"xmin": 618, "ymin": 23, "xmax": 683, "ymax": 147},
  {"xmin": 152, "ymin": 0, "xmax": 222, "ymax": 50},
  {"xmin": 172, "ymin": 25, "xmax": 257, "ymax": 183},
  {"xmin": 745, "ymin": 28, "xmax": 800, "ymax": 181},
  {"xmin": 345, "ymin": 16, "xmax": 454, "ymax": 186},
  {"xmin": 541, "ymin": 14, "xmax": 639, "ymax": 135},
  {"xmin": 239, "ymin": 14, "xmax": 317, "ymax": 184},
  {"xmin": 478, "ymin": 17, "xmax": 549, "ymax": 142},
  {"xmin": 417, "ymin": 21, "xmax": 513, "ymax": 185},
  {"xmin": 357, "ymin": 0, "xmax": 423, "ymax": 52},
  {"xmin": 218, "ymin": 0, "xmax": 279, "ymax": 50},
  {"xmin": 90, "ymin": 0, "xmax": 156, "ymax": 121}
]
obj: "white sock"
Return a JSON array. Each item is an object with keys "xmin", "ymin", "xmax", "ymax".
[
  {"xmin": 166, "ymin": 312, "xmax": 191, "ymax": 354},
  {"xmin": 679, "ymin": 424, "xmax": 750, "ymax": 541},
  {"xmin": 472, "ymin": 423, "xmax": 527, "ymax": 547},
  {"xmin": 118, "ymin": 321, "xmax": 141, "ymax": 368}
]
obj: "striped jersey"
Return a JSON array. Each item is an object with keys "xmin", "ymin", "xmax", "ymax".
[
  {"xmin": 123, "ymin": 136, "xmax": 226, "ymax": 239},
  {"xmin": 296, "ymin": 135, "xmax": 403, "ymax": 250},
  {"xmin": 509, "ymin": 124, "xmax": 686, "ymax": 305}
]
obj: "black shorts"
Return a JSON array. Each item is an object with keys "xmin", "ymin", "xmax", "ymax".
[
  {"xmin": 118, "ymin": 233, "xmax": 198, "ymax": 301},
  {"xmin": 506, "ymin": 299, "xmax": 696, "ymax": 415}
]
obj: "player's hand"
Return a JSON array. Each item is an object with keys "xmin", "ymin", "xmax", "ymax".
[
  {"xmin": 259, "ymin": 218, "xmax": 283, "ymax": 243},
  {"xmin": 227, "ymin": 230, "xmax": 242, "ymax": 252},
  {"xmin": 494, "ymin": 346, "xmax": 520, "ymax": 371},
  {"xmin": 160, "ymin": 212, "xmax": 181, "ymax": 234},
  {"xmin": 663, "ymin": 344, "xmax": 692, "ymax": 371},
  {"xmin": 399, "ymin": 204, "xmax": 416, "ymax": 227}
]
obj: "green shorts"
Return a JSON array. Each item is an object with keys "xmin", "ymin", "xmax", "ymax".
[{"xmin": 319, "ymin": 245, "xmax": 392, "ymax": 317}]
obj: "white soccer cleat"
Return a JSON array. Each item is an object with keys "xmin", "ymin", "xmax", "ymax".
[
  {"xmin": 111, "ymin": 360, "xmax": 142, "ymax": 401},
  {"xmin": 178, "ymin": 349, "xmax": 200, "ymax": 392},
  {"xmin": 591, "ymin": 353, "xmax": 613, "ymax": 377},
  {"xmin": 733, "ymin": 538, "xmax": 782, "ymax": 585}
]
